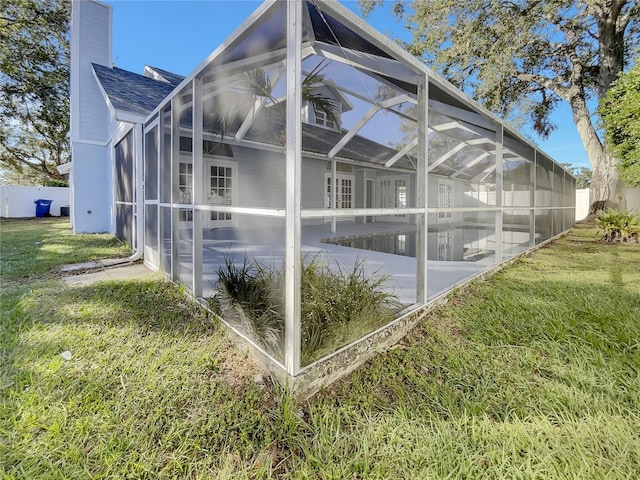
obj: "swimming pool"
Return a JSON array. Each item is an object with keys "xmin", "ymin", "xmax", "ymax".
[
  {"xmin": 322, "ymin": 227, "xmax": 493, "ymax": 262},
  {"xmin": 323, "ymin": 231, "xmax": 417, "ymax": 257}
]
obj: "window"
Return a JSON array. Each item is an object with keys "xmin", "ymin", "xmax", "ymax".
[
  {"xmin": 437, "ymin": 230, "xmax": 452, "ymax": 261},
  {"xmin": 315, "ymin": 110, "xmax": 335, "ymax": 129},
  {"xmin": 178, "ymin": 162, "xmax": 192, "ymax": 203},
  {"xmin": 325, "ymin": 174, "xmax": 353, "ymax": 209},
  {"xmin": 176, "ymin": 160, "xmax": 235, "ymax": 225},
  {"xmin": 396, "ymin": 234, "xmax": 406, "ymax": 255},
  {"xmin": 178, "ymin": 162, "xmax": 193, "ymax": 222},
  {"xmin": 438, "ymin": 180, "xmax": 453, "ymax": 220},
  {"xmin": 179, "ymin": 209, "xmax": 193, "ymax": 222},
  {"xmin": 378, "ymin": 176, "xmax": 408, "ymax": 221},
  {"xmin": 208, "ymin": 165, "xmax": 233, "ymax": 221}
]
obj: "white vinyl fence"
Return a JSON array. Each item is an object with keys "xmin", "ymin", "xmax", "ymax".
[
  {"xmin": 576, "ymin": 189, "xmax": 590, "ymax": 221},
  {"xmin": 626, "ymin": 188, "xmax": 640, "ymax": 213},
  {"xmin": 575, "ymin": 187, "xmax": 640, "ymax": 222},
  {"xmin": 0, "ymin": 185, "xmax": 70, "ymax": 218}
]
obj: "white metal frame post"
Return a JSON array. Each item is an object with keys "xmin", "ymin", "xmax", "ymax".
[
  {"xmin": 331, "ymin": 159, "xmax": 337, "ymax": 233},
  {"xmin": 192, "ymin": 77, "xmax": 204, "ymax": 297},
  {"xmin": 416, "ymin": 74, "xmax": 429, "ymax": 303},
  {"xmin": 158, "ymin": 108, "xmax": 169, "ymax": 274},
  {"xmin": 134, "ymin": 123, "xmax": 144, "ymax": 258},
  {"xmin": 495, "ymin": 124, "xmax": 504, "ymax": 263},
  {"xmin": 284, "ymin": 0, "xmax": 302, "ymax": 377},
  {"xmin": 170, "ymin": 97, "xmax": 180, "ymax": 281},
  {"xmin": 562, "ymin": 169, "xmax": 567, "ymax": 231},
  {"xmin": 550, "ymin": 161, "xmax": 555, "ymax": 236},
  {"xmin": 530, "ymin": 149, "xmax": 537, "ymax": 247}
]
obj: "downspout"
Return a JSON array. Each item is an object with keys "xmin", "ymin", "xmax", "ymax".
[{"xmin": 130, "ymin": 122, "xmax": 145, "ymax": 261}]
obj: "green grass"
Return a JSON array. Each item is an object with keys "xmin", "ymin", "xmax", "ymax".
[
  {"xmin": 1, "ymin": 219, "xmax": 639, "ymax": 478},
  {"xmin": 0, "ymin": 218, "xmax": 130, "ymax": 282}
]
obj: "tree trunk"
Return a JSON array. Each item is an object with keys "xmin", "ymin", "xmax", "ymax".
[
  {"xmin": 568, "ymin": 91, "xmax": 625, "ymax": 214},
  {"xmin": 587, "ymin": 0, "xmax": 628, "ymax": 215},
  {"xmin": 589, "ymin": 150, "xmax": 625, "ymax": 214}
]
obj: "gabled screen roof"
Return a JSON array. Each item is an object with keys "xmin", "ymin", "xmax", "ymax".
[
  {"xmin": 306, "ymin": 2, "xmax": 394, "ymax": 60},
  {"xmin": 142, "ymin": 0, "xmax": 570, "ymax": 179}
]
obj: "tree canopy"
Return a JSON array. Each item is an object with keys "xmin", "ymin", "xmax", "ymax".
[
  {"xmin": 561, "ymin": 163, "xmax": 593, "ymax": 189},
  {"xmin": 0, "ymin": 0, "xmax": 70, "ymax": 185},
  {"xmin": 599, "ymin": 59, "xmax": 640, "ymax": 187},
  {"xmin": 359, "ymin": 0, "xmax": 639, "ymax": 210}
]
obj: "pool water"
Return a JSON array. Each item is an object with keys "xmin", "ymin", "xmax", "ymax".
[
  {"xmin": 323, "ymin": 231, "xmax": 417, "ymax": 257},
  {"xmin": 322, "ymin": 228, "xmax": 493, "ymax": 261}
]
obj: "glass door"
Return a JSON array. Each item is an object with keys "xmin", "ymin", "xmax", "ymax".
[
  {"xmin": 377, "ymin": 175, "xmax": 409, "ymax": 222},
  {"xmin": 324, "ymin": 173, "xmax": 355, "ymax": 222},
  {"xmin": 204, "ymin": 159, "xmax": 235, "ymax": 228}
]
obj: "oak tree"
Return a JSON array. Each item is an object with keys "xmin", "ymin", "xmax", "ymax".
[
  {"xmin": 359, "ymin": 0, "xmax": 639, "ymax": 212},
  {"xmin": 0, "ymin": 0, "xmax": 70, "ymax": 185}
]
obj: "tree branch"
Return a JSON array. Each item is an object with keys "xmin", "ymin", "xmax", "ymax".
[
  {"xmin": 513, "ymin": 72, "xmax": 571, "ymax": 101},
  {"xmin": 617, "ymin": 2, "xmax": 640, "ymax": 31},
  {"xmin": 3, "ymin": 142, "xmax": 48, "ymax": 165},
  {"xmin": 23, "ymin": 102, "xmax": 61, "ymax": 150}
]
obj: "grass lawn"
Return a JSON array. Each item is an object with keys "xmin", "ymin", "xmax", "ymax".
[
  {"xmin": 1, "ymin": 218, "xmax": 639, "ymax": 478},
  {"xmin": 0, "ymin": 218, "xmax": 130, "ymax": 282}
]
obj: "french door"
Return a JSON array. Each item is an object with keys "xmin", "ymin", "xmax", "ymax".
[
  {"xmin": 437, "ymin": 180, "xmax": 453, "ymax": 221},
  {"xmin": 176, "ymin": 158, "xmax": 235, "ymax": 228},
  {"xmin": 377, "ymin": 175, "xmax": 409, "ymax": 222},
  {"xmin": 204, "ymin": 159, "xmax": 235, "ymax": 228},
  {"xmin": 324, "ymin": 172, "xmax": 355, "ymax": 222}
]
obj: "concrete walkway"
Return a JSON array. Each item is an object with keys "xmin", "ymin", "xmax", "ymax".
[{"xmin": 62, "ymin": 260, "xmax": 161, "ymax": 286}]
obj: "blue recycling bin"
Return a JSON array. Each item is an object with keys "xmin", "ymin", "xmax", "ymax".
[{"xmin": 34, "ymin": 199, "xmax": 53, "ymax": 217}]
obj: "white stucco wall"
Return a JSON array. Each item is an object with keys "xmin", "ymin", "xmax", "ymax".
[
  {"xmin": 71, "ymin": 142, "xmax": 111, "ymax": 232},
  {"xmin": 0, "ymin": 186, "xmax": 70, "ymax": 217}
]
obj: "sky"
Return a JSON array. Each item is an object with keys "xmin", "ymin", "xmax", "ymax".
[{"xmin": 102, "ymin": 0, "xmax": 591, "ymax": 170}]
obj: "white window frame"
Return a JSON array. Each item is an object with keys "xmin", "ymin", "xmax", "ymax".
[
  {"xmin": 438, "ymin": 179, "xmax": 454, "ymax": 221},
  {"xmin": 437, "ymin": 229, "xmax": 452, "ymax": 261},
  {"xmin": 307, "ymin": 101, "xmax": 341, "ymax": 131},
  {"xmin": 177, "ymin": 154, "xmax": 237, "ymax": 228},
  {"xmin": 324, "ymin": 172, "xmax": 355, "ymax": 222},
  {"xmin": 203, "ymin": 157, "xmax": 237, "ymax": 228},
  {"xmin": 377, "ymin": 174, "xmax": 409, "ymax": 223}
]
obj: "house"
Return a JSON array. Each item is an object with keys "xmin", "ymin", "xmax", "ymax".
[{"xmin": 70, "ymin": 0, "xmax": 576, "ymax": 393}]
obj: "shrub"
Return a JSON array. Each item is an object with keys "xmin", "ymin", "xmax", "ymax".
[
  {"xmin": 212, "ymin": 256, "xmax": 402, "ymax": 364},
  {"xmin": 596, "ymin": 209, "xmax": 640, "ymax": 243},
  {"xmin": 213, "ymin": 257, "xmax": 285, "ymax": 357},
  {"xmin": 300, "ymin": 258, "xmax": 402, "ymax": 364}
]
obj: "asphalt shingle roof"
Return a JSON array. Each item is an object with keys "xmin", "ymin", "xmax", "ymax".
[
  {"xmin": 203, "ymin": 101, "xmax": 415, "ymax": 170},
  {"xmin": 143, "ymin": 66, "xmax": 185, "ymax": 88},
  {"xmin": 92, "ymin": 63, "xmax": 177, "ymax": 117},
  {"xmin": 93, "ymin": 63, "xmax": 412, "ymax": 169}
]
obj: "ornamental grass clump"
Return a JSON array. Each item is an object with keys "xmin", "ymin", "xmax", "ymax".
[
  {"xmin": 596, "ymin": 209, "xmax": 640, "ymax": 243},
  {"xmin": 213, "ymin": 256, "xmax": 402, "ymax": 364},
  {"xmin": 213, "ymin": 256, "xmax": 285, "ymax": 358},
  {"xmin": 300, "ymin": 258, "xmax": 402, "ymax": 365}
]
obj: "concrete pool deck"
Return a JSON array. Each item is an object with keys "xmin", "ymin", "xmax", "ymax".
[{"xmin": 166, "ymin": 221, "xmax": 531, "ymax": 305}]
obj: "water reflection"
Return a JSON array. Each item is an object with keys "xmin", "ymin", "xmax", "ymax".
[{"xmin": 322, "ymin": 225, "xmax": 495, "ymax": 262}]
